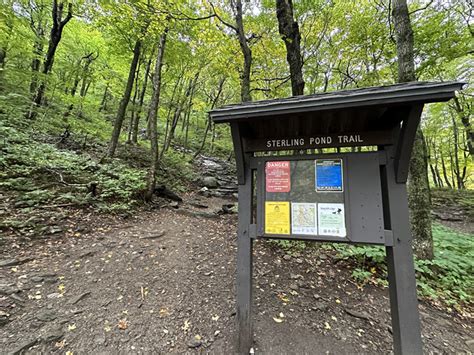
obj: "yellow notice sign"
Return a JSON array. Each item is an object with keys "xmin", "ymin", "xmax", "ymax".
[{"xmin": 265, "ymin": 201, "xmax": 290, "ymax": 235}]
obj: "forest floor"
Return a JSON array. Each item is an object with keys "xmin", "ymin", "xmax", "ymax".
[{"xmin": 1, "ymin": 191, "xmax": 473, "ymax": 354}]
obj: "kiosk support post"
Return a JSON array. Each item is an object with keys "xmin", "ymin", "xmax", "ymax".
[
  {"xmin": 383, "ymin": 146, "xmax": 423, "ymax": 355},
  {"xmin": 236, "ymin": 157, "xmax": 254, "ymax": 354}
]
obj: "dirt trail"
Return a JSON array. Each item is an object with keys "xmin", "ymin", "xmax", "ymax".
[{"xmin": 1, "ymin": 197, "xmax": 473, "ymax": 354}]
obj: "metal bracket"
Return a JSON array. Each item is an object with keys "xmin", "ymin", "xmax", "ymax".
[{"xmin": 384, "ymin": 229, "xmax": 394, "ymax": 246}]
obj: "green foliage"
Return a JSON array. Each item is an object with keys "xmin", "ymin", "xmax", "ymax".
[{"xmin": 333, "ymin": 223, "xmax": 474, "ymax": 307}]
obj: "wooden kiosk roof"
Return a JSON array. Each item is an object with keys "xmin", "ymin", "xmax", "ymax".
[{"xmin": 209, "ymin": 81, "xmax": 465, "ymax": 123}]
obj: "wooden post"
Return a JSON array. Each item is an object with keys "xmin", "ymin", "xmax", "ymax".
[
  {"xmin": 381, "ymin": 145, "xmax": 423, "ymax": 355},
  {"xmin": 235, "ymin": 157, "xmax": 253, "ymax": 354}
]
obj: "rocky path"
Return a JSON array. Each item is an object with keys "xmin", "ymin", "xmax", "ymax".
[{"xmin": 1, "ymin": 196, "xmax": 473, "ymax": 354}]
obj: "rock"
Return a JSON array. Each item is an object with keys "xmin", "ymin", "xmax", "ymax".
[
  {"xmin": 36, "ymin": 310, "xmax": 57, "ymax": 322},
  {"xmin": 283, "ymin": 255, "xmax": 291, "ymax": 261},
  {"xmin": 47, "ymin": 293, "xmax": 62, "ymax": 299},
  {"xmin": 344, "ymin": 308, "xmax": 371, "ymax": 321},
  {"xmin": 31, "ymin": 276, "xmax": 44, "ymax": 283},
  {"xmin": 289, "ymin": 284, "xmax": 299, "ymax": 291},
  {"xmin": 313, "ymin": 294, "xmax": 321, "ymax": 300},
  {"xmin": 295, "ymin": 258, "xmax": 303, "ymax": 264},
  {"xmin": 0, "ymin": 258, "xmax": 33, "ymax": 267},
  {"xmin": 169, "ymin": 201, "xmax": 179, "ymax": 208},
  {"xmin": 201, "ymin": 176, "xmax": 218, "ymax": 188},
  {"xmin": 11, "ymin": 338, "xmax": 37, "ymax": 355},
  {"xmin": 10, "ymin": 293, "xmax": 25, "ymax": 303},
  {"xmin": 48, "ymin": 226, "xmax": 63, "ymax": 234},
  {"xmin": 188, "ymin": 337, "xmax": 202, "ymax": 348},
  {"xmin": 79, "ymin": 250, "xmax": 94, "ymax": 258},
  {"xmin": 312, "ymin": 303, "xmax": 329, "ymax": 312},
  {"xmin": 465, "ymin": 339, "xmax": 474, "ymax": 353},
  {"xmin": 140, "ymin": 231, "xmax": 166, "ymax": 240},
  {"xmin": 0, "ymin": 310, "xmax": 9, "ymax": 326},
  {"xmin": 70, "ymin": 291, "xmax": 91, "ymax": 305},
  {"xmin": 0, "ymin": 283, "xmax": 20, "ymax": 295},
  {"xmin": 154, "ymin": 185, "xmax": 183, "ymax": 202},
  {"xmin": 95, "ymin": 335, "xmax": 106, "ymax": 345},
  {"xmin": 41, "ymin": 328, "xmax": 64, "ymax": 342}
]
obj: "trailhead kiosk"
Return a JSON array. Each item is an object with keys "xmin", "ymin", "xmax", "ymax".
[{"xmin": 209, "ymin": 81, "xmax": 463, "ymax": 355}]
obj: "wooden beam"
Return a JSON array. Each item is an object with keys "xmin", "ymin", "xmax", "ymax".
[{"xmin": 394, "ymin": 105, "xmax": 424, "ymax": 183}]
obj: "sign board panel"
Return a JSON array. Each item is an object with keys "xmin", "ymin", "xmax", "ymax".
[
  {"xmin": 258, "ymin": 153, "xmax": 385, "ymax": 244},
  {"xmin": 265, "ymin": 161, "xmax": 291, "ymax": 192},
  {"xmin": 244, "ymin": 131, "xmax": 393, "ymax": 152}
]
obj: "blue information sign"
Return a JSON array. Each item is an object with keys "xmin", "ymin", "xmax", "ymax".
[{"xmin": 315, "ymin": 159, "xmax": 343, "ymax": 192}]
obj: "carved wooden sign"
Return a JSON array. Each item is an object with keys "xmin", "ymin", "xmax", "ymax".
[{"xmin": 243, "ymin": 131, "xmax": 393, "ymax": 152}]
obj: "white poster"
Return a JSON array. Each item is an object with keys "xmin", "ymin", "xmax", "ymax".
[
  {"xmin": 291, "ymin": 203, "xmax": 317, "ymax": 235},
  {"xmin": 317, "ymin": 203, "xmax": 346, "ymax": 237}
]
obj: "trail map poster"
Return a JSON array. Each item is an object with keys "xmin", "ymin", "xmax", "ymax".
[
  {"xmin": 318, "ymin": 203, "xmax": 346, "ymax": 237},
  {"xmin": 265, "ymin": 201, "xmax": 290, "ymax": 234},
  {"xmin": 291, "ymin": 203, "xmax": 317, "ymax": 235},
  {"xmin": 266, "ymin": 161, "xmax": 291, "ymax": 192}
]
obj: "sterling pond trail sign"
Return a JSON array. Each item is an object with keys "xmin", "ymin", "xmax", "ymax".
[{"xmin": 209, "ymin": 81, "xmax": 465, "ymax": 355}]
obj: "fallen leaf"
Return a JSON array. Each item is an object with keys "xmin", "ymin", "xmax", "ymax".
[
  {"xmin": 68, "ymin": 324, "xmax": 76, "ymax": 331},
  {"xmin": 55, "ymin": 340, "xmax": 65, "ymax": 349},
  {"xmin": 324, "ymin": 322, "xmax": 331, "ymax": 330},
  {"xmin": 65, "ymin": 351, "xmax": 73, "ymax": 355},
  {"xmin": 212, "ymin": 315, "xmax": 219, "ymax": 321},
  {"xmin": 335, "ymin": 299, "xmax": 341, "ymax": 304},
  {"xmin": 118, "ymin": 319, "xmax": 128, "ymax": 330},
  {"xmin": 159, "ymin": 308, "xmax": 169, "ymax": 317},
  {"xmin": 58, "ymin": 284, "xmax": 65, "ymax": 292},
  {"xmin": 182, "ymin": 320, "xmax": 190, "ymax": 332},
  {"xmin": 331, "ymin": 316, "xmax": 337, "ymax": 321},
  {"xmin": 279, "ymin": 312, "xmax": 285, "ymax": 318},
  {"xmin": 273, "ymin": 317, "xmax": 283, "ymax": 323}
]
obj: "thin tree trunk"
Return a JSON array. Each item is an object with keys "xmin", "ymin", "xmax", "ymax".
[
  {"xmin": 276, "ymin": 0, "xmax": 305, "ymax": 95},
  {"xmin": 132, "ymin": 55, "xmax": 152, "ymax": 144},
  {"xmin": 107, "ymin": 39, "xmax": 141, "ymax": 157},
  {"xmin": 99, "ymin": 83, "xmax": 109, "ymax": 112},
  {"xmin": 452, "ymin": 96, "xmax": 473, "ymax": 157},
  {"xmin": 441, "ymin": 153, "xmax": 452, "ymax": 188},
  {"xmin": 127, "ymin": 62, "xmax": 141, "ymax": 143},
  {"xmin": 392, "ymin": 0, "xmax": 433, "ymax": 260},
  {"xmin": 145, "ymin": 29, "xmax": 168, "ymax": 201},
  {"xmin": 194, "ymin": 78, "xmax": 225, "ymax": 158},
  {"xmin": 26, "ymin": 1, "xmax": 73, "ymax": 120}
]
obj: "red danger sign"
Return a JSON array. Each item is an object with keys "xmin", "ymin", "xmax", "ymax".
[{"xmin": 266, "ymin": 161, "xmax": 291, "ymax": 192}]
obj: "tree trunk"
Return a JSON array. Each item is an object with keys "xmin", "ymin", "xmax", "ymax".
[
  {"xmin": 276, "ymin": 0, "xmax": 305, "ymax": 96},
  {"xmin": 30, "ymin": 39, "xmax": 43, "ymax": 94},
  {"xmin": 26, "ymin": 1, "xmax": 73, "ymax": 120},
  {"xmin": 107, "ymin": 39, "xmax": 141, "ymax": 157},
  {"xmin": 233, "ymin": 0, "xmax": 252, "ymax": 102},
  {"xmin": 145, "ymin": 29, "xmax": 168, "ymax": 201},
  {"xmin": 452, "ymin": 96, "xmax": 473, "ymax": 157},
  {"xmin": 99, "ymin": 83, "xmax": 109, "ymax": 112},
  {"xmin": 392, "ymin": 0, "xmax": 433, "ymax": 260},
  {"xmin": 441, "ymin": 153, "xmax": 452, "ymax": 188},
  {"xmin": 132, "ymin": 55, "xmax": 152, "ymax": 144},
  {"xmin": 127, "ymin": 62, "xmax": 141, "ymax": 143},
  {"xmin": 194, "ymin": 78, "xmax": 225, "ymax": 158}
]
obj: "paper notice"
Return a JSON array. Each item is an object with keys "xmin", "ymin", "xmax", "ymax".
[
  {"xmin": 265, "ymin": 201, "xmax": 290, "ymax": 235},
  {"xmin": 317, "ymin": 203, "xmax": 346, "ymax": 237},
  {"xmin": 291, "ymin": 202, "xmax": 317, "ymax": 235},
  {"xmin": 266, "ymin": 161, "xmax": 291, "ymax": 192},
  {"xmin": 315, "ymin": 159, "xmax": 343, "ymax": 192}
]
